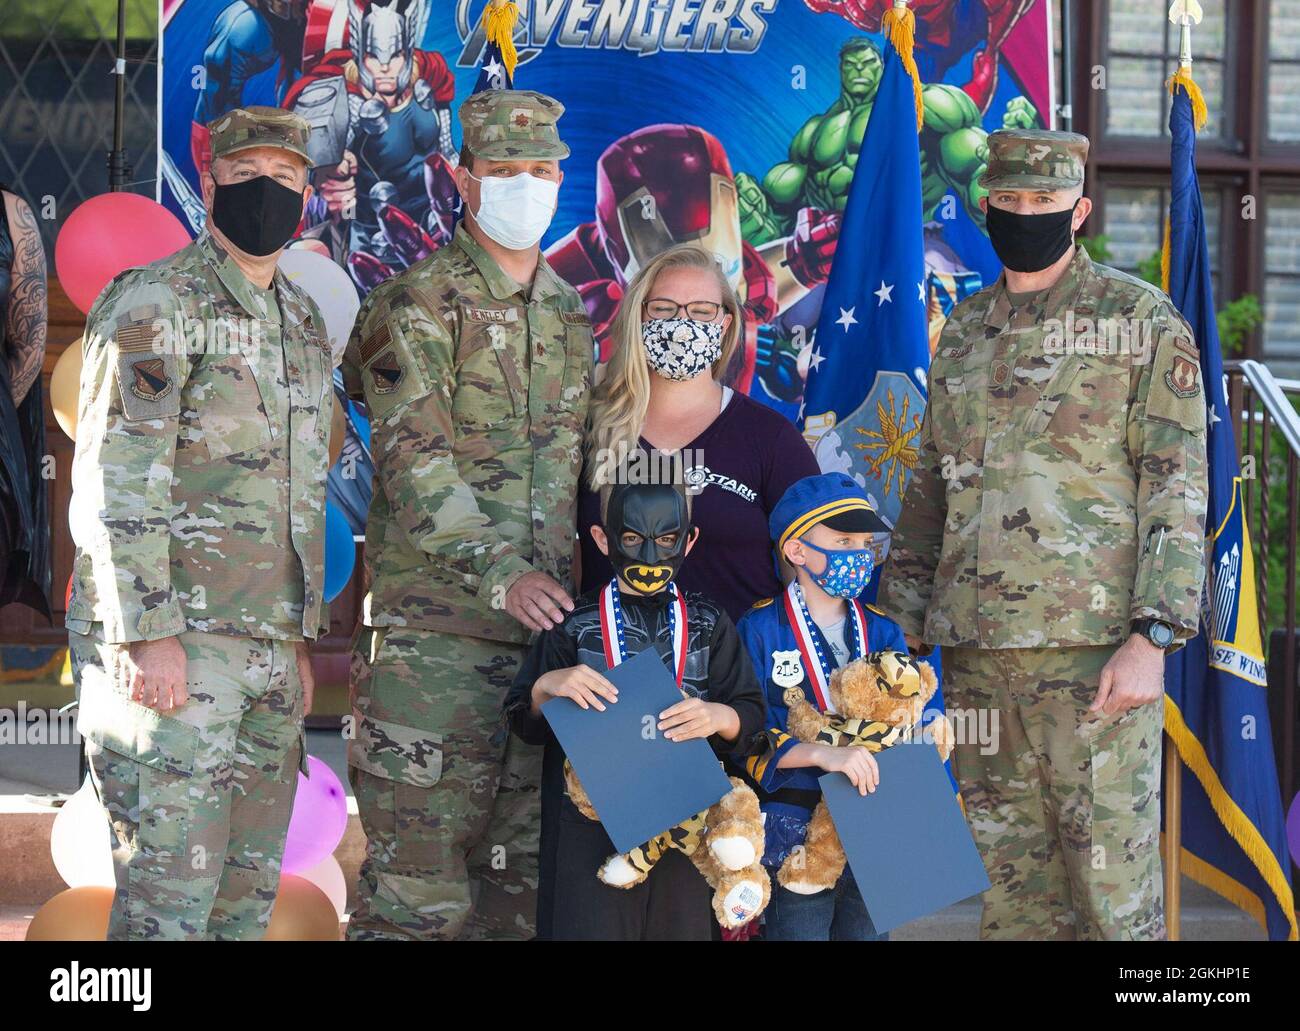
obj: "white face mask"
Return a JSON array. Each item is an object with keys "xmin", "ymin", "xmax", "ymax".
[{"xmin": 466, "ymin": 170, "xmax": 559, "ymax": 250}]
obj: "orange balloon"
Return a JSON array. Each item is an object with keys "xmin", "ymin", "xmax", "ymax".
[
  {"xmin": 264, "ymin": 875, "xmax": 340, "ymax": 941},
  {"xmin": 50, "ymin": 340, "xmax": 83, "ymax": 441},
  {"xmin": 328, "ymin": 402, "xmax": 346, "ymax": 468},
  {"xmin": 26, "ymin": 885, "xmax": 114, "ymax": 941}
]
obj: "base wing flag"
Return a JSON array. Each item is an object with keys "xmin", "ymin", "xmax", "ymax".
[{"xmin": 1163, "ymin": 73, "xmax": 1296, "ymax": 941}]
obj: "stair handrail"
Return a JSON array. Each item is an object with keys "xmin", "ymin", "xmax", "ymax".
[{"xmin": 1226, "ymin": 359, "xmax": 1300, "ymax": 458}]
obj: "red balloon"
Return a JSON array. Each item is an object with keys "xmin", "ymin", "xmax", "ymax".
[{"xmin": 55, "ymin": 194, "xmax": 192, "ymax": 313}]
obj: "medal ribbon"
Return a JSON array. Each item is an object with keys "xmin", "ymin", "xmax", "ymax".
[{"xmin": 599, "ymin": 578, "xmax": 687, "ymax": 688}]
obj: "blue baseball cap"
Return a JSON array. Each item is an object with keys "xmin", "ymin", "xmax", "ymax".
[{"xmin": 769, "ymin": 473, "xmax": 889, "ymax": 553}]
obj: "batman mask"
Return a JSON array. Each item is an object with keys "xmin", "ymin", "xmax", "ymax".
[{"xmin": 603, "ymin": 481, "xmax": 692, "ymax": 595}]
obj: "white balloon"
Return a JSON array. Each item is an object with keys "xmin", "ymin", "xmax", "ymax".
[
  {"xmin": 50, "ymin": 777, "xmax": 115, "ymax": 889},
  {"xmin": 277, "ymin": 248, "xmax": 360, "ymax": 365},
  {"xmin": 293, "ymin": 853, "xmax": 347, "ymax": 919}
]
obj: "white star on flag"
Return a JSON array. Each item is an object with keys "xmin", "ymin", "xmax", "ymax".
[
  {"xmin": 917, "ymin": 281, "xmax": 926, "ymax": 301},
  {"xmin": 484, "ymin": 57, "xmax": 504, "ymax": 87},
  {"xmin": 1209, "ymin": 404, "xmax": 1221, "ymax": 426},
  {"xmin": 808, "ymin": 347, "xmax": 826, "ymax": 372},
  {"xmin": 874, "ymin": 281, "xmax": 894, "ymax": 305},
  {"xmin": 835, "ymin": 307, "xmax": 858, "ymax": 331}
]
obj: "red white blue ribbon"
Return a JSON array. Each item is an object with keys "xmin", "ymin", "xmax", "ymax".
[
  {"xmin": 782, "ymin": 581, "xmax": 868, "ymax": 713},
  {"xmin": 599, "ymin": 578, "xmax": 688, "ymax": 688}
]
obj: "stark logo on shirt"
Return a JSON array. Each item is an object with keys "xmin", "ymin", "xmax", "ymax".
[{"xmin": 685, "ymin": 464, "xmax": 757, "ymax": 502}]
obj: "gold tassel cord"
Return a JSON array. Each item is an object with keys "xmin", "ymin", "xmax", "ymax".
[
  {"xmin": 1160, "ymin": 216, "xmax": 1171, "ymax": 295},
  {"xmin": 1167, "ymin": 65, "xmax": 1208, "ymax": 133},
  {"xmin": 882, "ymin": 5, "xmax": 925, "ymax": 132},
  {"xmin": 484, "ymin": 0, "xmax": 520, "ymax": 81}
]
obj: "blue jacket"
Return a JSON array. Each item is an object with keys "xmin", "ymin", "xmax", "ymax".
[{"xmin": 735, "ymin": 591, "xmax": 906, "ymax": 867}]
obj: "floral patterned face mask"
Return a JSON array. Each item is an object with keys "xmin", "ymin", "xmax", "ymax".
[
  {"xmin": 799, "ymin": 539, "xmax": 876, "ymax": 599},
  {"xmin": 641, "ymin": 317, "xmax": 723, "ymax": 381}
]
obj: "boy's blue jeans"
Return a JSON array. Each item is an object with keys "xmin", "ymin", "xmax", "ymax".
[{"xmin": 763, "ymin": 868, "xmax": 888, "ymax": 941}]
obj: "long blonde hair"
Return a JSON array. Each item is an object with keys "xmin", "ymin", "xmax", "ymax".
[{"xmin": 585, "ymin": 244, "xmax": 744, "ymax": 488}]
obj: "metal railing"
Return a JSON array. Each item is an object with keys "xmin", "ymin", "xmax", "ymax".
[{"xmin": 1225, "ymin": 360, "xmax": 1300, "ymax": 807}]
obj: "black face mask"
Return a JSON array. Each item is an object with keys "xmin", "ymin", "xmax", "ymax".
[
  {"xmin": 984, "ymin": 199, "xmax": 1079, "ymax": 273},
  {"xmin": 604, "ymin": 482, "xmax": 692, "ymax": 595},
  {"xmin": 210, "ymin": 174, "xmax": 304, "ymax": 257}
]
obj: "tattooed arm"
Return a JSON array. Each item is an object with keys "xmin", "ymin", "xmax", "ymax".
[{"xmin": 4, "ymin": 191, "xmax": 48, "ymax": 405}]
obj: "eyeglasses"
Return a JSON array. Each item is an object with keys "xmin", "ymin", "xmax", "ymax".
[{"xmin": 643, "ymin": 298, "xmax": 724, "ymax": 321}]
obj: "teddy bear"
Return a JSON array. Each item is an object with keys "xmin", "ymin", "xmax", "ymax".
[
  {"xmin": 564, "ymin": 762, "xmax": 771, "ymax": 929},
  {"xmin": 777, "ymin": 649, "xmax": 954, "ymax": 896}
]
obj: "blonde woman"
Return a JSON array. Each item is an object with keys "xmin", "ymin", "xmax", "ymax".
[{"xmin": 578, "ymin": 243, "xmax": 818, "ymax": 621}]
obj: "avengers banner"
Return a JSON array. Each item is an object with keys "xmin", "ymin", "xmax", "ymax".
[{"xmin": 159, "ymin": 0, "xmax": 1052, "ymax": 425}]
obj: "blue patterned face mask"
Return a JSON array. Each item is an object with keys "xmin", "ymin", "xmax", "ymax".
[{"xmin": 799, "ymin": 539, "xmax": 875, "ymax": 599}]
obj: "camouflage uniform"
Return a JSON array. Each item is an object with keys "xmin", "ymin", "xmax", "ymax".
[
  {"xmin": 68, "ymin": 107, "xmax": 333, "ymax": 941},
  {"xmin": 878, "ymin": 131, "xmax": 1208, "ymax": 941},
  {"xmin": 341, "ymin": 90, "xmax": 591, "ymax": 940}
]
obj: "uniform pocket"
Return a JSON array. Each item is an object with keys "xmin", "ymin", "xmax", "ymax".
[
  {"xmin": 77, "ymin": 679, "xmax": 199, "ymax": 778},
  {"xmin": 78, "ymin": 680, "xmax": 200, "ymax": 857},
  {"xmin": 349, "ymin": 708, "xmax": 444, "ymax": 788},
  {"xmin": 196, "ymin": 352, "xmax": 275, "ymax": 459},
  {"xmin": 453, "ymin": 325, "xmax": 524, "ymax": 430}
]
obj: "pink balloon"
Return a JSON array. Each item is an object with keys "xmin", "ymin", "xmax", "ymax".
[
  {"xmin": 282, "ymin": 755, "xmax": 348, "ymax": 874},
  {"xmin": 55, "ymin": 193, "xmax": 192, "ymax": 313}
]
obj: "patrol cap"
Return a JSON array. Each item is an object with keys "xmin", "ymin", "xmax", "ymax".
[
  {"xmin": 459, "ymin": 89, "xmax": 570, "ymax": 160},
  {"xmin": 207, "ymin": 105, "xmax": 312, "ymax": 165},
  {"xmin": 978, "ymin": 129, "xmax": 1089, "ymax": 191},
  {"xmin": 770, "ymin": 473, "xmax": 889, "ymax": 554}
]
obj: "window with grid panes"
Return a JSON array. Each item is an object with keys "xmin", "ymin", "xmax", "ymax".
[
  {"xmin": 0, "ymin": 0, "xmax": 158, "ymax": 252},
  {"xmin": 1269, "ymin": 1, "xmax": 1300, "ymax": 142},
  {"xmin": 1101, "ymin": 183, "xmax": 1222, "ymax": 301},
  {"xmin": 1263, "ymin": 191, "xmax": 1300, "ymax": 373},
  {"xmin": 1103, "ymin": 0, "xmax": 1227, "ymax": 139}
]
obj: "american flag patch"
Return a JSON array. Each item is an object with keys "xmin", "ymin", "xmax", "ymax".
[
  {"xmin": 116, "ymin": 320, "xmax": 159, "ymax": 354},
  {"xmin": 359, "ymin": 323, "xmax": 393, "ymax": 366}
]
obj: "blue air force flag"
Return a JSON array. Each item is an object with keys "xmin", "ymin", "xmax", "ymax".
[
  {"xmin": 1163, "ymin": 84, "xmax": 1296, "ymax": 941},
  {"xmin": 800, "ymin": 20, "xmax": 950, "ymax": 774},
  {"xmin": 801, "ymin": 32, "xmax": 930, "ymax": 537}
]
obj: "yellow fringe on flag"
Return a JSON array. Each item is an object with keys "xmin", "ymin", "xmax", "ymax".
[
  {"xmin": 484, "ymin": 0, "xmax": 520, "ymax": 81},
  {"xmin": 1167, "ymin": 65, "xmax": 1208, "ymax": 133},
  {"xmin": 1160, "ymin": 216, "xmax": 1170, "ymax": 294},
  {"xmin": 883, "ymin": 4, "xmax": 924, "ymax": 132},
  {"xmin": 1164, "ymin": 695, "xmax": 1299, "ymax": 940}
]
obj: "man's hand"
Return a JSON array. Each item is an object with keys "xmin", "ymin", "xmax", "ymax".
[
  {"xmin": 295, "ymin": 641, "xmax": 315, "ymax": 716},
  {"xmin": 903, "ymin": 633, "xmax": 932, "ymax": 657},
  {"xmin": 504, "ymin": 571, "xmax": 574, "ymax": 632},
  {"xmin": 532, "ymin": 664, "xmax": 618, "ymax": 714},
  {"xmin": 1092, "ymin": 634, "xmax": 1166, "ymax": 716},
  {"xmin": 658, "ymin": 698, "xmax": 739, "ymax": 744},
  {"xmin": 815, "ymin": 743, "xmax": 880, "ymax": 796},
  {"xmin": 117, "ymin": 637, "xmax": 188, "ymax": 712},
  {"xmin": 319, "ymin": 149, "xmax": 357, "ymax": 219}
]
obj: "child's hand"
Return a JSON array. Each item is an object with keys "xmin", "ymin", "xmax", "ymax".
[
  {"xmin": 657, "ymin": 699, "xmax": 739, "ymax": 743},
  {"xmin": 817, "ymin": 744, "xmax": 880, "ymax": 796},
  {"xmin": 533, "ymin": 665, "xmax": 619, "ymax": 712}
]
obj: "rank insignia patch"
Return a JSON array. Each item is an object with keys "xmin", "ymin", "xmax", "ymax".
[
  {"xmin": 1165, "ymin": 354, "xmax": 1201, "ymax": 398},
  {"xmin": 130, "ymin": 357, "xmax": 172, "ymax": 402},
  {"xmin": 369, "ymin": 350, "xmax": 405, "ymax": 394}
]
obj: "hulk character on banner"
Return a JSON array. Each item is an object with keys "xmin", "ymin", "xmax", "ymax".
[
  {"xmin": 160, "ymin": 0, "xmax": 1051, "ymax": 426},
  {"xmin": 737, "ymin": 36, "xmax": 1038, "ymax": 399}
]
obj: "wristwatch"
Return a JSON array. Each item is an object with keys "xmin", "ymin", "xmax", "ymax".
[{"xmin": 1131, "ymin": 618, "xmax": 1175, "ymax": 651}]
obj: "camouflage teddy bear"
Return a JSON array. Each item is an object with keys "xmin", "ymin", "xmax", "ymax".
[
  {"xmin": 564, "ymin": 763, "xmax": 771, "ymax": 929},
  {"xmin": 778, "ymin": 650, "xmax": 954, "ymax": 895}
]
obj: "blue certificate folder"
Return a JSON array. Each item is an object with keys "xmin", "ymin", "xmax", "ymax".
[
  {"xmin": 542, "ymin": 647, "xmax": 734, "ymax": 854},
  {"xmin": 820, "ymin": 742, "xmax": 990, "ymax": 933}
]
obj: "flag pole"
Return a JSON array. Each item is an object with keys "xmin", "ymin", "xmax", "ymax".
[{"xmin": 1160, "ymin": 0, "xmax": 1203, "ymax": 944}]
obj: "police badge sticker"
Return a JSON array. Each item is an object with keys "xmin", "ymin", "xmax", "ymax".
[{"xmin": 771, "ymin": 649, "xmax": 805, "ymax": 689}]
